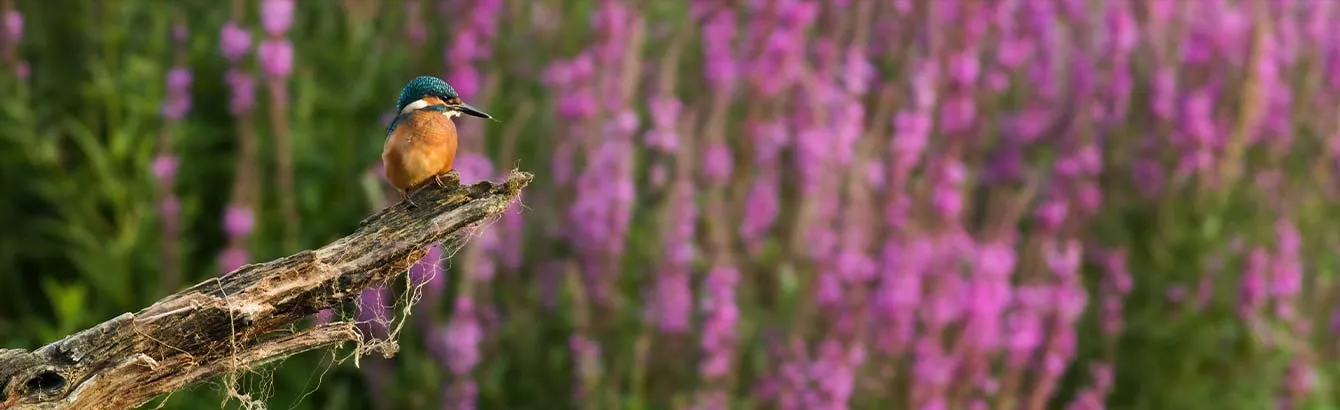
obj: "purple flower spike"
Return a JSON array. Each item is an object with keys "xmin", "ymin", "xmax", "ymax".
[
  {"xmin": 644, "ymin": 96, "xmax": 682, "ymax": 153},
  {"xmin": 454, "ymin": 152, "xmax": 496, "ymax": 182},
  {"xmin": 219, "ymin": 21, "xmax": 252, "ymax": 61},
  {"xmin": 703, "ymin": 142, "xmax": 734, "ymax": 185},
  {"xmin": 161, "ymin": 67, "xmax": 193, "ymax": 120},
  {"xmin": 702, "ymin": 10, "xmax": 739, "ymax": 92},
  {"xmin": 260, "ymin": 0, "xmax": 295, "ymax": 36},
  {"xmin": 652, "ymin": 172, "xmax": 697, "ymax": 333},
  {"xmin": 172, "ymin": 23, "xmax": 188, "ymax": 43},
  {"xmin": 891, "ymin": 110, "xmax": 931, "ymax": 172},
  {"xmin": 158, "ymin": 196, "xmax": 181, "ymax": 219},
  {"xmin": 938, "ymin": 94, "xmax": 977, "ymax": 135},
  {"xmin": 168, "ymin": 67, "xmax": 192, "ymax": 92},
  {"xmin": 740, "ymin": 174, "xmax": 780, "ymax": 252},
  {"xmin": 4, "ymin": 10, "xmax": 21, "ymax": 43},
  {"xmin": 1271, "ymin": 219, "xmax": 1302, "ymax": 299},
  {"xmin": 218, "ymin": 246, "xmax": 250, "ymax": 274},
  {"xmin": 842, "ymin": 47, "xmax": 874, "ymax": 95},
  {"xmin": 257, "ymin": 39, "xmax": 293, "ymax": 78},
  {"xmin": 700, "ymin": 265, "xmax": 740, "ymax": 379},
  {"xmin": 448, "ymin": 29, "xmax": 485, "ymax": 65},
  {"xmin": 151, "ymin": 155, "xmax": 180, "ymax": 183},
  {"xmin": 440, "ymin": 298, "xmax": 483, "ymax": 376},
  {"xmin": 651, "ymin": 269, "xmax": 691, "ymax": 334},
  {"xmin": 442, "ymin": 380, "xmax": 478, "ymax": 410},
  {"xmin": 225, "ymin": 69, "xmax": 256, "ymax": 114},
  {"xmin": 750, "ymin": 121, "xmax": 788, "ymax": 166},
  {"xmin": 949, "ymin": 49, "xmax": 980, "ymax": 86},
  {"xmin": 223, "ymin": 204, "xmax": 255, "ymax": 238},
  {"xmin": 447, "ymin": 65, "xmax": 481, "ymax": 100}
]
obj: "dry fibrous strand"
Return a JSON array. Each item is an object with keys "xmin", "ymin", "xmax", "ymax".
[{"xmin": 0, "ymin": 170, "xmax": 533, "ymax": 410}]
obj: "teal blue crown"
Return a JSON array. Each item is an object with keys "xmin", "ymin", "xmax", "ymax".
[{"xmin": 395, "ymin": 76, "xmax": 459, "ymax": 113}]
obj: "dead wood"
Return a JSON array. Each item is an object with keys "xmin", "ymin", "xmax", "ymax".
[{"xmin": 0, "ymin": 169, "xmax": 533, "ymax": 410}]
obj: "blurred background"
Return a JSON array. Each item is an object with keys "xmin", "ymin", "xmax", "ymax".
[{"xmin": 1, "ymin": 0, "xmax": 1338, "ymax": 409}]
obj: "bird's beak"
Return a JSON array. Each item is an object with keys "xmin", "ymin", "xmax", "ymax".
[{"xmin": 451, "ymin": 102, "xmax": 493, "ymax": 120}]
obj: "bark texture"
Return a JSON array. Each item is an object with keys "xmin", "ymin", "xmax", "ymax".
[{"xmin": 0, "ymin": 170, "xmax": 533, "ymax": 410}]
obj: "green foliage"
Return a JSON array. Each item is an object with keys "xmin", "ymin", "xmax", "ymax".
[{"xmin": 2, "ymin": 0, "xmax": 1339, "ymax": 409}]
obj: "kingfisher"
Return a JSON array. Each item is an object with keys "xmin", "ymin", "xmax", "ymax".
[{"xmin": 381, "ymin": 76, "xmax": 493, "ymax": 206}]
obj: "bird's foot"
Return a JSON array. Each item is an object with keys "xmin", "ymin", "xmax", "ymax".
[
  {"xmin": 433, "ymin": 174, "xmax": 446, "ymax": 188},
  {"xmin": 400, "ymin": 190, "xmax": 420, "ymax": 209}
]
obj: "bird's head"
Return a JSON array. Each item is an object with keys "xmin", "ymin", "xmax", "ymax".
[{"xmin": 394, "ymin": 76, "xmax": 493, "ymax": 120}]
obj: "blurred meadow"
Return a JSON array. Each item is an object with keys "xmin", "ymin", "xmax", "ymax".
[{"xmin": 2, "ymin": 0, "xmax": 1340, "ymax": 409}]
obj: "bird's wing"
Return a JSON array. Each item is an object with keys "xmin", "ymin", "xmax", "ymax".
[{"xmin": 385, "ymin": 115, "xmax": 404, "ymax": 140}]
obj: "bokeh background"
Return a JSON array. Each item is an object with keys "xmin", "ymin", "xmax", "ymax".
[{"xmin": 1, "ymin": 0, "xmax": 1338, "ymax": 409}]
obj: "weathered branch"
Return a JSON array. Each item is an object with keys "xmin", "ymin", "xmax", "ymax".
[{"xmin": 0, "ymin": 170, "xmax": 534, "ymax": 410}]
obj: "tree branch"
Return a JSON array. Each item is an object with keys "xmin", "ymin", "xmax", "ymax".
[{"xmin": 0, "ymin": 170, "xmax": 534, "ymax": 410}]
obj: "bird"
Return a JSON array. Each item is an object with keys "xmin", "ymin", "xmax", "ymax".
[{"xmin": 381, "ymin": 76, "xmax": 494, "ymax": 206}]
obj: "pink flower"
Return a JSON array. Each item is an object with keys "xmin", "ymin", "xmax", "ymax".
[
  {"xmin": 4, "ymin": 10, "xmax": 21, "ymax": 43},
  {"xmin": 219, "ymin": 21, "xmax": 252, "ymax": 61},
  {"xmin": 438, "ymin": 298, "xmax": 483, "ymax": 375},
  {"xmin": 218, "ymin": 246, "xmax": 250, "ymax": 274},
  {"xmin": 225, "ymin": 69, "xmax": 256, "ymax": 114},
  {"xmin": 257, "ymin": 39, "xmax": 293, "ymax": 78},
  {"xmin": 700, "ymin": 265, "xmax": 740, "ymax": 379},
  {"xmin": 158, "ymin": 196, "xmax": 181, "ymax": 219},
  {"xmin": 14, "ymin": 60, "xmax": 28, "ymax": 80},
  {"xmin": 703, "ymin": 142, "xmax": 733, "ymax": 185},
  {"xmin": 454, "ymin": 152, "xmax": 495, "ymax": 182},
  {"xmin": 151, "ymin": 155, "xmax": 179, "ymax": 183},
  {"xmin": 223, "ymin": 204, "xmax": 255, "ymax": 238},
  {"xmin": 260, "ymin": 0, "xmax": 295, "ymax": 36}
]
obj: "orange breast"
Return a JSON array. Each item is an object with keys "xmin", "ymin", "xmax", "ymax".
[{"xmin": 380, "ymin": 111, "xmax": 459, "ymax": 191}]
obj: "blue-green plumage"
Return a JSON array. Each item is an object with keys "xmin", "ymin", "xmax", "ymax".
[
  {"xmin": 395, "ymin": 76, "xmax": 460, "ymax": 113},
  {"xmin": 381, "ymin": 75, "xmax": 496, "ymax": 200},
  {"xmin": 384, "ymin": 75, "xmax": 493, "ymax": 139},
  {"xmin": 385, "ymin": 118, "xmax": 400, "ymax": 138}
]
